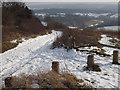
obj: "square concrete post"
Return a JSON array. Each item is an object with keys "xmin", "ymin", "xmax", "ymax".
[
  {"xmin": 52, "ymin": 61, "xmax": 59, "ymax": 73},
  {"xmin": 87, "ymin": 55, "xmax": 94, "ymax": 68},
  {"xmin": 113, "ymin": 50, "xmax": 118, "ymax": 64},
  {"xmin": 5, "ymin": 77, "xmax": 12, "ymax": 87}
]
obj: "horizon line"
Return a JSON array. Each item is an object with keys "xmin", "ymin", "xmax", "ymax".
[{"xmin": 26, "ymin": 2, "xmax": 118, "ymax": 5}]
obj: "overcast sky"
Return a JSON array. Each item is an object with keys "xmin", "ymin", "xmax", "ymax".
[
  {"xmin": 25, "ymin": 0, "xmax": 119, "ymax": 2},
  {"xmin": 29, "ymin": 0, "xmax": 118, "ymax": 2},
  {"xmin": 7, "ymin": 0, "xmax": 119, "ymax": 2}
]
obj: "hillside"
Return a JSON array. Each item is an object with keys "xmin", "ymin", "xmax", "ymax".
[
  {"xmin": 1, "ymin": 2, "xmax": 120, "ymax": 89},
  {"xmin": 2, "ymin": 2, "xmax": 48, "ymax": 52},
  {"xmin": 1, "ymin": 30, "xmax": 119, "ymax": 88}
]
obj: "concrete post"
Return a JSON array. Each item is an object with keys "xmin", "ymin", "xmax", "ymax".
[
  {"xmin": 113, "ymin": 50, "xmax": 118, "ymax": 64},
  {"xmin": 52, "ymin": 61, "xmax": 59, "ymax": 73},
  {"xmin": 5, "ymin": 77, "xmax": 12, "ymax": 87},
  {"xmin": 87, "ymin": 55, "xmax": 94, "ymax": 68}
]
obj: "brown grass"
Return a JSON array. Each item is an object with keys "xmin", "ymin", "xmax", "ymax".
[
  {"xmin": 52, "ymin": 29, "xmax": 100, "ymax": 49},
  {"xmin": 2, "ymin": 24, "xmax": 52, "ymax": 53},
  {"xmin": 2, "ymin": 2, "xmax": 53, "ymax": 53},
  {"xmin": 52, "ymin": 28, "xmax": 119, "ymax": 50},
  {"xmin": 3, "ymin": 71, "xmax": 92, "ymax": 89},
  {"xmin": 2, "ymin": 42, "xmax": 18, "ymax": 52}
]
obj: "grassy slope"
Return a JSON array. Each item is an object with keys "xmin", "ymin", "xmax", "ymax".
[
  {"xmin": 3, "ymin": 71, "xmax": 92, "ymax": 89},
  {"xmin": 52, "ymin": 28, "xmax": 119, "ymax": 49},
  {"xmin": 2, "ymin": 2, "xmax": 51, "ymax": 53}
]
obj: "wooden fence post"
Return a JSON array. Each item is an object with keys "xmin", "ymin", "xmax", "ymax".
[
  {"xmin": 87, "ymin": 54, "xmax": 94, "ymax": 68},
  {"xmin": 52, "ymin": 61, "xmax": 59, "ymax": 73},
  {"xmin": 113, "ymin": 50, "xmax": 119, "ymax": 64},
  {"xmin": 5, "ymin": 77, "xmax": 12, "ymax": 87}
]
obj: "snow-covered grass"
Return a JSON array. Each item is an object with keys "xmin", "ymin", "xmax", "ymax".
[
  {"xmin": 35, "ymin": 12, "xmax": 116, "ymax": 19},
  {"xmin": 68, "ymin": 26, "xmax": 78, "ymax": 29},
  {"xmin": 72, "ymin": 13, "xmax": 110, "ymax": 18},
  {"xmin": 0, "ymin": 30, "xmax": 120, "ymax": 88},
  {"xmin": 34, "ymin": 13, "xmax": 47, "ymax": 19},
  {"xmin": 98, "ymin": 26, "xmax": 119, "ymax": 31},
  {"xmin": 99, "ymin": 34, "xmax": 120, "ymax": 56},
  {"xmin": 10, "ymin": 40, "xmax": 17, "ymax": 44},
  {"xmin": 5, "ymin": 71, "xmax": 92, "ymax": 88},
  {"xmin": 41, "ymin": 21, "xmax": 47, "ymax": 26},
  {"xmin": 10, "ymin": 38, "xmax": 27, "ymax": 44},
  {"xmin": 110, "ymin": 14, "xmax": 118, "ymax": 18}
]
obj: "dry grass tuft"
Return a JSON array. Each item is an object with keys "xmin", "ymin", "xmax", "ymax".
[{"xmin": 3, "ymin": 71, "xmax": 93, "ymax": 89}]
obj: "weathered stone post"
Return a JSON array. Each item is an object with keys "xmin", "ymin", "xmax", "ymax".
[
  {"xmin": 72, "ymin": 42, "xmax": 76, "ymax": 48},
  {"xmin": 113, "ymin": 50, "xmax": 119, "ymax": 64},
  {"xmin": 87, "ymin": 54, "xmax": 94, "ymax": 68},
  {"xmin": 52, "ymin": 61, "xmax": 59, "ymax": 73},
  {"xmin": 5, "ymin": 77, "xmax": 12, "ymax": 87}
]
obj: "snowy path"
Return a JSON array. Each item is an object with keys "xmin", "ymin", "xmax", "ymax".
[
  {"xmin": 0, "ymin": 31, "xmax": 120, "ymax": 88},
  {"xmin": 0, "ymin": 30, "xmax": 62, "ymax": 78}
]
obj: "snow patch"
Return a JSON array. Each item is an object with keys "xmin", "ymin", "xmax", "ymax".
[
  {"xmin": 41, "ymin": 21, "xmax": 47, "ymax": 26},
  {"xmin": 10, "ymin": 40, "xmax": 17, "ymax": 43},
  {"xmin": 98, "ymin": 26, "xmax": 119, "ymax": 31},
  {"xmin": 110, "ymin": 14, "xmax": 118, "ymax": 18},
  {"xmin": 72, "ymin": 13, "xmax": 110, "ymax": 18},
  {"xmin": 68, "ymin": 26, "xmax": 78, "ymax": 29},
  {"xmin": 99, "ymin": 34, "xmax": 120, "ymax": 55},
  {"xmin": 35, "ymin": 13, "xmax": 47, "ymax": 19},
  {"xmin": 10, "ymin": 38, "xmax": 27, "ymax": 44}
]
